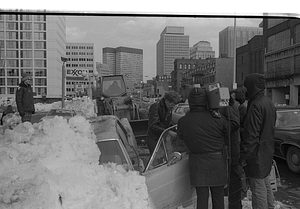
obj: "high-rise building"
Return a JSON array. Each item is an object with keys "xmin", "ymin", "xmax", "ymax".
[
  {"xmin": 0, "ymin": 14, "xmax": 66, "ymax": 98},
  {"xmin": 156, "ymin": 26, "xmax": 189, "ymax": 76},
  {"xmin": 96, "ymin": 62, "xmax": 110, "ymax": 77},
  {"xmin": 190, "ymin": 41, "xmax": 215, "ymax": 59},
  {"xmin": 219, "ymin": 26, "xmax": 263, "ymax": 58},
  {"xmin": 65, "ymin": 43, "xmax": 95, "ymax": 97},
  {"xmin": 102, "ymin": 46, "xmax": 143, "ymax": 91}
]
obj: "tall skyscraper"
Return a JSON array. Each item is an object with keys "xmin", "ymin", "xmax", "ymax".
[
  {"xmin": 156, "ymin": 26, "xmax": 190, "ymax": 76},
  {"xmin": 102, "ymin": 46, "xmax": 143, "ymax": 91},
  {"xmin": 190, "ymin": 41, "xmax": 215, "ymax": 59},
  {"xmin": 0, "ymin": 14, "xmax": 66, "ymax": 98},
  {"xmin": 219, "ymin": 26, "xmax": 263, "ymax": 58},
  {"xmin": 65, "ymin": 43, "xmax": 95, "ymax": 97}
]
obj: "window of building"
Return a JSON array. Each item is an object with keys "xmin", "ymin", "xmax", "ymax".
[
  {"xmin": 21, "ymin": 69, "xmax": 33, "ymax": 76},
  {"xmin": 34, "ymin": 15, "xmax": 46, "ymax": 22},
  {"xmin": 34, "ymin": 23, "xmax": 45, "ymax": 31},
  {"xmin": 6, "ymin": 50, "xmax": 18, "ymax": 58},
  {"xmin": 21, "ymin": 50, "xmax": 33, "ymax": 58},
  {"xmin": 8, "ymin": 87, "xmax": 17, "ymax": 94},
  {"xmin": 0, "ymin": 87, "xmax": 4, "ymax": 94},
  {"xmin": 34, "ymin": 60, "xmax": 46, "ymax": 67},
  {"xmin": 7, "ymin": 69, "xmax": 19, "ymax": 76},
  {"xmin": 7, "ymin": 78, "xmax": 19, "ymax": 85},
  {"xmin": 6, "ymin": 31, "xmax": 18, "ymax": 39},
  {"xmin": 21, "ymin": 32, "xmax": 32, "ymax": 40},
  {"xmin": 34, "ymin": 50, "xmax": 46, "ymax": 58},
  {"xmin": 35, "ymin": 69, "xmax": 47, "ymax": 77},
  {"xmin": 295, "ymin": 24, "xmax": 300, "ymax": 44},
  {"xmin": 20, "ymin": 22, "xmax": 32, "ymax": 30},
  {"xmin": 34, "ymin": 32, "xmax": 46, "ymax": 40},
  {"xmin": 6, "ymin": 15, "xmax": 17, "ymax": 21},
  {"xmin": 21, "ymin": 41, "xmax": 32, "ymax": 49},
  {"xmin": 34, "ymin": 41, "xmax": 46, "ymax": 49},
  {"xmin": 20, "ymin": 15, "xmax": 32, "ymax": 21},
  {"xmin": 6, "ymin": 60, "xmax": 18, "ymax": 67},
  {"xmin": 0, "ymin": 78, "xmax": 5, "ymax": 85},
  {"xmin": 21, "ymin": 60, "xmax": 33, "ymax": 67},
  {"xmin": 6, "ymin": 41, "xmax": 18, "ymax": 49},
  {"xmin": 35, "ymin": 78, "xmax": 47, "ymax": 86}
]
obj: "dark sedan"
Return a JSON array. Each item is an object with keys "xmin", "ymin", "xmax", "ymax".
[{"xmin": 274, "ymin": 107, "xmax": 300, "ymax": 174}]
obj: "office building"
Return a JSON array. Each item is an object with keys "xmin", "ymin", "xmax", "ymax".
[
  {"xmin": 65, "ymin": 42, "xmax": 95, "ymax": 97},
  {"xmin": 96, "ymin": 62, "xmax": 110, "ymax": 77},
  {"xmin": 156, "ymin": 26, "xmax": 189, "ymax": 76},
  {"xmin": 102, "ymin": 46, "xmax": 143, "ymax": 91},
  {"xmin": 262, "ymin": 18, "xmax": 300, "ymax": 105},
  {"xmin": 190, "ymin": 41, "xmax": 215, "ymax": 59},
  {"xmin": 0, "ymin": 14, "xmax": 66, "ymax": 99},
  {"xmin": 219, "ymin": 26, "xmax": 263, "ymax": 58}
]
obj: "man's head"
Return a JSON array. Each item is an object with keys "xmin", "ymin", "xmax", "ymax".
[
  {"xmin": 164, "ymin": 91, "xmax": 180, "ymax": 110},
  {"xmin": 188, "ymin": 87, "xmax": 207, "ymax": 110},
  {"xmin": 21, "ymin": 73, "xmax": 32, "ymax": 85},
  {"xmin": 244, "ymin": 73, "xmax": 265, "ymax": 100}
]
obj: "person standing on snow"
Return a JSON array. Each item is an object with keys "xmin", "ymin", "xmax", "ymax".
[
  {"xmin": 239, "ymin": 73, "xmax": 276, "ymax": 209},
  {"xmin": 177, "ymin": 87, "xmax": 229, "ymax": 209},
  {"xmin": 15, "ymin": 73, "xmax": 35, "ymax": 123}
]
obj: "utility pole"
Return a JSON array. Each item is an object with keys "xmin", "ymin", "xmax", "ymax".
[{"xmin": 233, "ymin": 18, "xmax": 237, "ymax": 90}]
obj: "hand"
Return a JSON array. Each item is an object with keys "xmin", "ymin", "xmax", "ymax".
[
  {"xmin": 32, "ymin": 110, "xmax": 35, "ymax": 114},
  {"xmin": 239, "ymin": 158, "xmax": 247, "ymax": 167},
  {"xmin": 168, "ymin": 130, "xmax": 177, "ymax": 138},
  {"xmin": 19, "ymin": 111, "xmax": 25, "ymax": 117}
]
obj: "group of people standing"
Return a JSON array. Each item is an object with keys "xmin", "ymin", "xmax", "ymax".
[{"xmin": 146, "ymin": 73, "xmax": 277, "ymax": 209}]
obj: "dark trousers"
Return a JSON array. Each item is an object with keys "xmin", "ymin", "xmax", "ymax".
[
  {"xmin": 196, "ymin": 186, "xmax": 224, "ymax": 209},
  {"xmin": 21, "ymin": 112, "xmax": 32, "ymax": 123},
  {"xmin": 228, "ymin": 165, "xmax": 243, "ymax": 209}
]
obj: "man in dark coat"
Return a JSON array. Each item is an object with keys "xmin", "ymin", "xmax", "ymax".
[
  {"xmin": 177, "ymin": 87, "xmax": 229, "ymax": 209},
  {"xmin": 239, "ymin": 73, "xmax": 276, "ymax": 209},
  {"xmin": 146, "ymin": 91, "xmax": 179, "ymax": 155},
  {"xmin": 16, "ymin": 73, "xmax": 35, "ymax": 123}
]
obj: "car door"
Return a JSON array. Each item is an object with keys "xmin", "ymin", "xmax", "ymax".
[{"xmin": 142, "ymin": 125, "xmax": 196, "ymax": 209}]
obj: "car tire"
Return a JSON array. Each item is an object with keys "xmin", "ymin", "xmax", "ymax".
[{"xmin": 286, "ymin": 146, "xmax": 300, "ymax": 174}]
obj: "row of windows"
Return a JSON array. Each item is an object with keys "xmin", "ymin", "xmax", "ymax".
[
  {"xmin": 0, "ymin": 40, "xmax": 46, "ymax": 49},
  {"xmin": 2, "ymin": 50, "xmax": 46, "ymax": 58},
  {"xmin": 67, "ymin": 46, "xmax": 93, "ymax": 50},
  {"xmin": 0, "ymin": 22, "xmax": 46, "ymax": 31},
  {"xmin": 0, "ymin": 15, "xmax": 46, "ymax": 22},
  {"xmin": 0, "ymin": 31, "xmax": 46, "ymax": 40},
  {"xmin": 0, "ymin": 59, "xmax": 47, "ymax": 67},
  {"xmin": 0, "ymin": 78, "xmax": 47, "ymax": 86},
  {"xmin": 0, "ymin": 68, "xmax": 47, "ymax": 77},
  {"xmin": 68, "ymin": 58, "xmax": 94, "ymax": 62},
  {"xmin": 66, "ymin": 64, "xmax": 94, "ymax": 67}
]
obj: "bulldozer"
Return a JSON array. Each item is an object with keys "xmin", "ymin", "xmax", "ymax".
[{"xmin": 94, "ymin": 75, "xmax": 148, "ymax": 146}]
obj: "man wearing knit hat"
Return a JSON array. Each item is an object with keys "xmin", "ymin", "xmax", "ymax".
[
  {"xmin": 177, "ymin": 87, "xmax": 229, "ymax": 209},
  {"xmin": 15, "ymin": 73, "xmax": 35, "ymax": 123},
  {"xmin": 239, "ymin": 73, "xmax": 276, "ymax": 209}
]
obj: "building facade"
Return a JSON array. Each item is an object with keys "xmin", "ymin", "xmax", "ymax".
[
  {"xmin": 102, "ymin": 46, "xmax": 143, "ymax": 92},
  {"xmin": 96, "ymin": 62, "xmax": 110, "ymax": 77},
  {"xmin": 190, "ymin": 41, "xmax": 215, "ymax": 59},
  {"xmin": 219, "ymin": 26, "xmax": 263, "ymax": 58},
  {"xmin": 236, "ymin": 35, "xmax": 264, "ymax": 87},
  {"xmin": 263, "ymin": 18, "xmax": 300, "ymax": 106},
  {"xmin": 0, "ymin": 14, "xmax": 66, "ymax": 99},
  {"xmin": 65, "ymin": 42, "xmax": 95, "ymax": 97},
  {"xmin": 156, "ymin": 26, "xmax": 189, "ymax": 77}
]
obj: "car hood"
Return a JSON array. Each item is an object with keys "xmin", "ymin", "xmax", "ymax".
[{"xmin": 41, "ymin": 116, "xmax": 72, "ymax": 121}]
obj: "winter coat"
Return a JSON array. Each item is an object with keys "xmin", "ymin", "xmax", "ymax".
[
  {"xmin": 240, "ymin": 74, "xmax": 276, "ymax": 179},
  {"xmin": 146, "ymin": 98, "xmax": 173, "ymax": 153},
  {"xmin": 177, "ymin": 105, "xmax": 229, "ymax": 187},
  {"xmin": 15, "ymin": 81, "xmax": 35, "ymax": 116}
]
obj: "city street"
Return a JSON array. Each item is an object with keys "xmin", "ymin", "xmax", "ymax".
[{"xmin": 274, "ymin": 157, "xmax": 300, "ymax": 209}]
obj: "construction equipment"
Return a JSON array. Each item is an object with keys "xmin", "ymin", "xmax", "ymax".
[{"xmin": 94, "ymin": 75, "xmax": 149, "ymax": 145}]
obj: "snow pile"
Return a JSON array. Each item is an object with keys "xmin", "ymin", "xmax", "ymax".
[
  {"xmin": 0, "ymin": 116, "xmax": 153, "ymax": 209},
  {"xmin": 35, "ymin": 96, "xmax": 97, "ymax": 118}
]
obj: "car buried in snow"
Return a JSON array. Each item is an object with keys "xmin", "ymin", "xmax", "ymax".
[
  {"xmin": 91, "ymin": 115, "xmax": 196, "ymax": 208},
  {"xmin": 40, "ymin": 108, "xmax": 77, "ymax": 122}
]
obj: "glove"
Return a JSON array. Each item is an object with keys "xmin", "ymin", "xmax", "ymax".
[
  {"xmin": 238, "ymin": 158, "xmax": 247, "ymax": 167},
  {"xmin": 19, "ymin": 111, "xmax": 25, "ymax": 117}
]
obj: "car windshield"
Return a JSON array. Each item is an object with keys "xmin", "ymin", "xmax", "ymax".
[
  {"xmin": 276, "ymin": 110, "xmax": 300, "ymax": 128},
  {"xmin": 47, "ymin": 109, "xmax": 73, "ymax": 117}
]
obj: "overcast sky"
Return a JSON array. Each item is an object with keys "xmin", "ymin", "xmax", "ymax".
[{"xmin": 66, "ymin": 15, "xmax": 262, "ymax": 80}]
